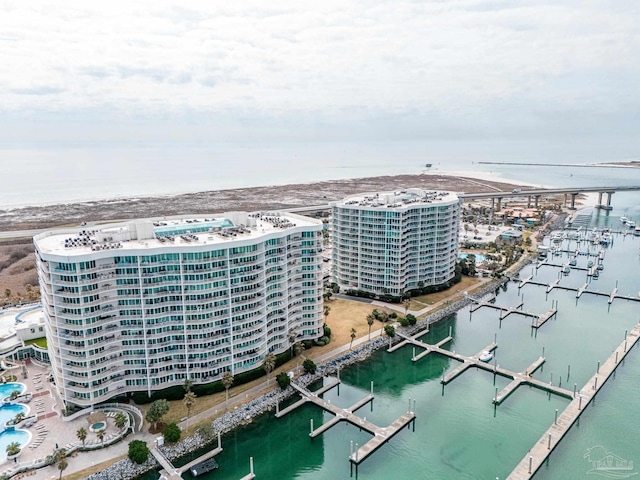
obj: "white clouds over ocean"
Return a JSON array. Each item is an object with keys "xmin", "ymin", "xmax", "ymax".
[{"xmin": 1, "ymin": 0, "xmax": 638, "ymax": 141}]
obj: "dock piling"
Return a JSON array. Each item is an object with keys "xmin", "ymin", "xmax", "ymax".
[
  {"xmin": 310, "ymin": 419, "xmax": 313, "ymax": 435},
  {"xmin": 597, "ymin": 361, "xmax": 600, "ymax": 374},
  {"xmin": 594, "ymin": 376, "xmax": 598, "ymax": 390},
  {"xmin": 615, "ymin": 351, "xmax": 619, "ymax": 364},
  {"xmin": 573, "ymin": 384, "xmax": 577, "ymax": 397},
  {"xmin": 250, "ymin": 457, "xmax": 254, "ymax": 475},
  {"xmin": 554, "ymin": 409, "xmax": 558, "ymax": 425},
  {"xmin": 567, "ymin": 364, "xmax": 570, "ymax": 380},
  {"xmin": 548, "ymin": 434, "xmax": 551, "ymax": 450}
]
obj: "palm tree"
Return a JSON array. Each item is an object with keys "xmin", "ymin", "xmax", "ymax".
[
  {"xmin": 183, "ymin": 391, "xmax": 197, "ymax": 421},
  {"xmin": 293, "ymin": 342, "xmax": 306, "ymax": 371},
  {"xmin": 403, "ymin": 297, "xmax": 411, "ymax": 316},
  {"xmin": 6, "ymin": 442, "xmax": 20, "ymax": 457},
  {"xmin": 350, "ymin": 328, "xmax": 356, "ymax": 350},
  {"xmin": 114, "ymin": 412, "xmax": 127, "ymax": 430},
  {"xmin": 288, "ymin": 329, "xmax": 297, "ymax": 356},
  {"xmin": 97, "ymin": 429, "xmax": 105, "ymax": 445},
  {"xmin": 222, "ymin": 371, "xmax": 234, "ymax": 409},
  {"xmin": 366, "ymin": 313, "xmax": 375, "ymax": 341},
  {"xmin": 57, "ymin": 457, "xmax": 68, "ymax": 480},
  {"xmin": 262, "ymin": 352, "xmax": 276, "ymax": 386},
  {"xmin": 323, "ymin": 305, "xmax": 331, "ymax": 325},
  {"xmin": 183, "ymin": 378, "xmax": 193, "ymax": 393},
  {"xmin": 76, "ymin": 426, "xmax": 87, "ymax": 446}
]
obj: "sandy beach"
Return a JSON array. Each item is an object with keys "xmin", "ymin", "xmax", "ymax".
[{"xmin": 0, "ymin": 172, "xmax": 528, "ymax": 231}]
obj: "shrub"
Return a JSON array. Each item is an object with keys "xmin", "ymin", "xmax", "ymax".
[
  {"xmin": 323, "ymin": 325, "xmax": 332, "ymax": 338},
  {"xmin": 406, "ymin": 314, "xmax": 417, "ymax": 326},
  {"xmin": 302, "ymin": 359, "xmax": 317, "ymax": 374},
  {"xmin": 128, "ymin": 440, "xmax": 149, "ymax": 464},
  {"xmin": 398, "ymin": 317, "xmax": 409, "ymax": 327},
  {"xmin": 163, "ymin": 423, "xmax": 181, "ymax": 443},
  {"xmin": 389, "ymin": 312, "xmax": 398, "ymax": 319},
  {"xmin": 276, "ymin": 372, "xmax": 291, "ymax": 389},
  {"xmin": 197, "ymin": 424, "xmax": 215, "ymax": 443},
  {"xmin": 384, "ymin": 325, "xmax": 396, "ymax": 338}
]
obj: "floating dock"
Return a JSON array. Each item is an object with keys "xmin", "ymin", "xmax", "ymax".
[
  {"xmin": 507, "ymin": 322, "xmax": 640, "ymax": 480},
  {"xmin": 277, "ymin": 381, "xmax": 416, "ymax": 467},
  {"xmin": 392, "ymin": 330, "xmax": 573, "ymax": 403}
]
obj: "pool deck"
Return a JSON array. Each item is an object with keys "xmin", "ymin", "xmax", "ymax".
[{"xmin": 0, "ymin": 359, "xmax": 154, "ymax": 479}]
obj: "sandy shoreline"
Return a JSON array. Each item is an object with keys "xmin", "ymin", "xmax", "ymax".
[{"xmin": 0, "ymin": 173, "xmax": 529, "ymax": 231}]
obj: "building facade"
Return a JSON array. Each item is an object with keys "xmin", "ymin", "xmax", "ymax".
[
  {"xmin": 34, "ymin": 212, "xmax": 323, "ymax": 407},
  {"xmin": 331, "ymin": 189, "xmax": 460, "ymax": 296}
]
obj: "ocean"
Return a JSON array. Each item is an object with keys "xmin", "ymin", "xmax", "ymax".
[{"xmin": 2, "ymin": 138, "xmax": 640, "ymax": 208}]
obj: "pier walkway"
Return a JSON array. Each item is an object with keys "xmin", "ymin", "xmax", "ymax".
[
  {"xmin": 508, "ymin": 322, "xmax": 640, "ymax": 480},
  {"xmin": 520, "ymin": 279, "xmax": 640, "ymax": 303},
  {"xmin": 390, "ymin": 330, "xmax": 573, "ymax": 403},
  {"xmin": 467, "ymin": 295, "xmax": 557, "ymax": 327},
  {"xmin": 154, "ymin": 435, "xmax": 224, "ymax": 479},
  {"xmin": 277, "ymin": 381, "xmax": 415, "ymax": 466}
]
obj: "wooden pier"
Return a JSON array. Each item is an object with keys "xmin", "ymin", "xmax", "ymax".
[
  {"xmin": 508, "ymin": 322, "xmax": 640, "ymax": 480},
  {"xmin": 278, "ymin": 381, "xmax": 416, "ymax": 467}
]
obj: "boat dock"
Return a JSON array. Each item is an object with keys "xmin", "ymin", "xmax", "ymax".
[
  {"xmin": 275, "ymin": 378, "xmax": 340, "ymax": 417},
  {"xmin": 508, "ymin": 322, "xmax": 640, "ymax": 480},
  {"xmin": 531, "ymin": 309, "xmax": 558, "ymax": 329},
  {"xmin": 391, "ymin": 330, "xmax": 573, "ymax": 403},
  {"xmin": 154, "ymin": 433, "xmax": 224, "ymax": 480},
  {"xmin": 278, "ymin": 381, "xmax": 416, "ymax": 467},
  {"xmin": 467, "ymin": 295, "xmax": 557, "ymax": 326},
  {"xmin": 520, "ymin": 279, "xmax": 640, "ymax": 303}
]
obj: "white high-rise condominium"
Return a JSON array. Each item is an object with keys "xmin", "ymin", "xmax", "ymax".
[
  {"xmin": 331, "ymin": 189, "xmax": 460, "ymax": 296},
  {"xmin": 34, "ymin": 212, "xmax": 323, "ymax": 407}
]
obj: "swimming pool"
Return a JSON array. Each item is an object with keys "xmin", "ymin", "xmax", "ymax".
[
  {"xmin": 0, "ymin": 429, "xmax": 29, "ymax": 461},
  {"xmin": 458, "ymin": 253, "xmax": 486, "ymax": 263},
  {"xmin": 0, "ymin": 403, "xmax": 27, "ymax": 429},
  {"xmin": 0, "ymin": 383, "xmax": 24, "ymax": 401}
]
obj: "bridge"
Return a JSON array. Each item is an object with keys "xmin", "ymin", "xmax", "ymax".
[{"xmin": 458, "ymin": 186, "xmax": 640, "ymax": 211}]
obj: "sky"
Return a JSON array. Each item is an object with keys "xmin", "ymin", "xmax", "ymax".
[{"xmin": 1, "ymin": 0, "xmax": 639, "ymax": 144}]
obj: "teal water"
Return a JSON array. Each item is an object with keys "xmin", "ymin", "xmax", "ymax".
[{"xmin": 181, "ymin": 231, "xmax": 640, "ymax": 479}]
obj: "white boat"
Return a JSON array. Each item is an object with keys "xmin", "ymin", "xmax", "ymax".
[
  {"xmin": 479, "ymin": 350, "xmax": 493, "ymax": 362},
  {"xmin": 627, "ymin": 221, "xmax": 636, "ymax": 228},
  {"xmin": 620, "ymin": 216, "xmax": 629, "ymax": 224},
  {"xmin": 635, "ymin": 226, "xmax": 640, "ymax": 237}
]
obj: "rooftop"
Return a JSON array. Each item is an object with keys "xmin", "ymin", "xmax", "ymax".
[
  {"xmin": 34, "ymin": 211, "xmax": 322, "ymax": 257},
  {"xmin": 332, "ymin": 188, "xmax": 458, "ymax": 209}
]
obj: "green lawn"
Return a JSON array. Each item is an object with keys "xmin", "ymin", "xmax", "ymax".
[{"xmin": 24, "ymin": 337, "xmax": 47, "ymax": 349}]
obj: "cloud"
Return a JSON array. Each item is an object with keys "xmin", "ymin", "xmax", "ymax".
[{"xmin": 0, "ymin": 0, "xmax": 637, "ymax": 141}]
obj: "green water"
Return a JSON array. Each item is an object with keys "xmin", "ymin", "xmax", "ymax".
[{"xmin": 184, "ymin": 232, "xmax": 640, "ymax": 479}]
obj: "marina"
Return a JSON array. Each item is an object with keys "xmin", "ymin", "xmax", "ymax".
[
  {"xmin": 162, "ymin": 218, "xmax": 640, "ymax": 480},
  {"xmin": 275, "ymin": 380, "xmax": 416, "ymax": 469}
]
